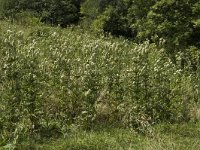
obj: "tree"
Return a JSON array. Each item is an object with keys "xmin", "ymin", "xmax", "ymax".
[
  {"xmin": 127, "ymin": 0, "xmax": 156, "ymax": 41},
  {"xmin": 81, "ymin": 0, "xmax": 155, "ymax": 38},
  {"xmin": 101, "ymin": 0, "xmax": 133, "ymax": 37},
  {"xmin": 42, "ymin": 0, "xmax": 81, "ymax": 26},
  {"xmin": 1, "ymin": 0, "xmax": 81, "ymax": 26},
  {"xmin": 137, "ymin": 0, "xmax": 200, "ymax": 52},
  {"xmin": 82, "ymin": 0, "xmax": 134, "ymax": 37},
  {"xmin": 80, "ymin": 0, "xmax": 116, "ymax": 28}
]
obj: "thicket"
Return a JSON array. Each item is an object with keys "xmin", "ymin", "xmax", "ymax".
[{"xmin": 0, "ymin": 22, "xmax": 199, "ymax": 148}]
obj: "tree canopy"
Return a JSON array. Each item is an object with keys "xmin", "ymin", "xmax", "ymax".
[
  {"xmin": 0, "ymin": 0, "xmax": 199, "ymax": 52},
  {"xmin": 81, "ymin": 0, "xmax": 200, "ymax": 53},
  {"xmin": 0, "ymin": 0, "xmax": 81, "ymax": 27}
]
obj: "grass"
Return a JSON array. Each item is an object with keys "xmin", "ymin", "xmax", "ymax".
[{"xmin": 14, "ymin": 122, "xmax": 200, "ymax": 150}]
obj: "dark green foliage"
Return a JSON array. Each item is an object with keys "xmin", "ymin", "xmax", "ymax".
[
  {"xmin": 0, "ymin": 0, "xmax": 81, "ymax": 26},
  {"xmin": 81, "ymin": 0, "xmax": 155, "ymax": 38},
  {"xmin": 41, "ymin": 0, "xmax": 81, "ymax": 27},
  {"xmin": 141, "ymin": 0, "xmax": 200, "ymax": 51},
  {"xmin": 82, "ymin": 0, "xmax": 133, "ymax": 37},
  {"xmin": 81, "ymin": 0, "xmax": 117, "ymax": 17},
  {"xmin": 82, "ymin": 0, "xmax": 200, "ymax": 57},
  {"xmin": 101, "ymin": 1, "xmax": 133, "ymax": 37},
  {"xmin": 127, "ymin": 0, "xmax": 156, "ymax": 40},
  {"xmin": 80, "ymin": 0, "xmax": 116, "ymax": 28}
]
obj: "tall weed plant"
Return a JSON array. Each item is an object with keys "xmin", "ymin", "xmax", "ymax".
[{"xmin": 0, "ymin": 22, "xmax": 199, "ymax": 147}]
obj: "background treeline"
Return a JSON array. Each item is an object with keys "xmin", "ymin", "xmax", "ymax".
[
  {"xmin": 0, "ymin": 0, "xmax": 82, "ymax": 26},
  {"xmin": 81, "ymin": 0, "xmax": 200, "ymax": 58},
  {"xmin": 0, "ymin": 0, "xmax": 200, "ymax": 58},
  {"xmin": 0, "ymin": 0, "xmax": 200, "ymax": 63}
]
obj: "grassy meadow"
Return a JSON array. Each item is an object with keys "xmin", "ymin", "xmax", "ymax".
[{"xmin": 0, "ymin": 21, "xmax": 200, "ymax": 149}]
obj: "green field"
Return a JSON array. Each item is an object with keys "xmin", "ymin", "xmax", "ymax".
[
  {"xmin": 0, "ymin": 21, "xmax": 200, "ymax": 149},
  {"xmin": 15, "ymin": 123, "xmax": 200, "ymax": 150}
]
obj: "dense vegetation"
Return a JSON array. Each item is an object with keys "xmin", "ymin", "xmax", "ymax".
[
  {"xmin": 0, "ymin": 0, "xmax": 81, "ymax": 26},
  {"xmin": 82, "ymin": 0, "xmax": 200, "ymax": 50},
  {"xmin": 1, "ymin": 0, "xmax": 199, "ymax": 59},
  {"xmin": 0, "ymin": 20, "xmax": 199, "ymax": 149},
  {"xmin": 0, "ymin": 0, "xmax": 200, "ymax": 149}
]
